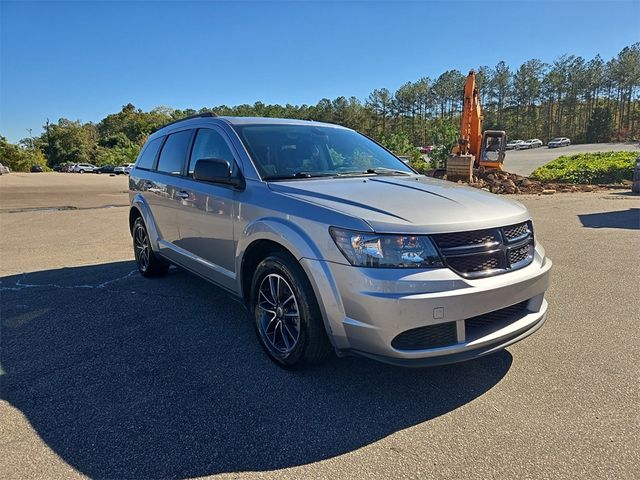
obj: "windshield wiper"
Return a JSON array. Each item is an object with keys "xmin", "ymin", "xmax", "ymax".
[
  {"xmin": 336, "ymin": 168, "xmax": 413, "ymax": 177},
  {"xmin": 364, "ymin": 168, "xmax": 413, "ymax": 175},
  {"xmin": 262, "ymin": 172, "xmax": 335, "ymax": 181}
]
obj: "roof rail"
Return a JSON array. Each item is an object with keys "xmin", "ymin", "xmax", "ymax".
[{"xmin": 155, "ymin": 112, "xmax": 217, "ymax": 131}]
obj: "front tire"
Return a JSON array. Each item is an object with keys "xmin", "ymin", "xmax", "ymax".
[
  {"xmin": 250, "ymin": 253, "xmax": 333, "ymax": 369},
  {"xmin": 132, "ymin": 217, "xmax": 169, "ymax": 277}
]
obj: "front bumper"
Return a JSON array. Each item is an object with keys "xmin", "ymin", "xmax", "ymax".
[{"xmin": 302, "ymin": 245, "xmax": 551, "ymax": 366}]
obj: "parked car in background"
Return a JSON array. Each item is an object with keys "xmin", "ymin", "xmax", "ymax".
[
  {"xmin": 94, "ymin": 165, "xmax": 116, "ymax": 174},
  {"xmin": 30, "ymin": 165, "xmax": 44, "ymax": 173},
  {"xmin": 114, "ymin": 165, "xmax": 126, "ymax": 174},
  {"xmin": 71, "ymin": 163, "xmax": 97, "ymax": 173},
  {"xmin": 53, "ymin": 164, "xmax": 62, "ymax": 172},
  {"xmin": 0, "ymin": 163, "xmax": 10, "ymax": 175},
  {"xmin": 526, "ymin": 139, "xmax": 543, "ymax": 148},
  {"xmin": 519, "ymin": 140, "xmax": 533, "ymax": 149},
  {"xmin": 548, "ymin": 137, "xmax": 571, "ymax": 148},
  {"xmin": 123, "ymin": 163, "xmax": 135, "ymax": 174},
  {"xmin": 129, "ymin": 115, "xmax": 551, "ymax": 369},
  {"xmin": 61, "ymin": 163, "xmax": 73, "ymax": 172},
  {"xmin": 506, "ymin": 139, "xmax": 525, "ymax": 150}
]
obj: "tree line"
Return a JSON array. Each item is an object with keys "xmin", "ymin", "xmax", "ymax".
[{"xmin": 1, "ymin": 44, "xmax": 638, "ymax": 172}]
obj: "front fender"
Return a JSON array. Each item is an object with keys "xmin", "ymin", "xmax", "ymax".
[
  {"xmin": 236, "ymin": 217, "xmax": 346, "ymax": 343},
  {"xmin": 130, "ymin": 194, "xmax": 161, "ymax": 252},
  {"xmin": 236, "ymin": 216, "xmax": 324, "ymax": 267}
]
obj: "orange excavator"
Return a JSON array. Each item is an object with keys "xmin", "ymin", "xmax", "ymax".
[{"xmin": 449, "ymin": 70, "xmax": 506, "ymax": 174}]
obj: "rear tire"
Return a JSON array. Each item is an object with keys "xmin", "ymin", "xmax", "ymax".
[
  {"xmin": 132, "ymin": 217, "xmax": 169, "ymax": 277},
  {"xmin": 250, "ymin": 253, "xmax": 333, "ymax": 369}
]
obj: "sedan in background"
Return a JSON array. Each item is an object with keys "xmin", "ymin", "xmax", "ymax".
[
  {"xmin": 71, "ymin": 163, "xmax": 97, "ymax": 173},
  {"xmin": 0, "ymin": 163, "xmax": 11, "ymax": 175},
  {"xmin": 526, "ymin": 139, "xmax": 544, "ymax": 148},
  {"xmin": 30, "ymin": 165, "xmax": 44, "ymax": 173},
  {"xmin": 123, "ymin": 163, "xmax": 135, "ymax": 174},
  {"xmin": 506, "ymin": 139, "xmax": 525, "ymax": 150},
  {"xmin": 94, "ymin": 165, "xmax": 116, "ymax": 174},
  {"xmin": 548, "ymin": 137, "xmax": 571, "ymax": 148}
]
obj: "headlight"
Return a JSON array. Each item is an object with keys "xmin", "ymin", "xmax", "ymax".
[{"xmin": 329, "ymin": 227, "xmax": 444, "ymax": 268}]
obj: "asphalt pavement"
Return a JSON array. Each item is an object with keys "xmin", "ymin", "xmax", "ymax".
[
  {"xmin": 1, "ymin": 173, "xmax": 638, "ymax": 479},
  {"xmin": 502, "ymin": 142, "xmax": 639, "ymax": 176}
]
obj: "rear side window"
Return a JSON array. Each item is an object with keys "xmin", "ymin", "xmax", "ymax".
[
  {"xmin": 188, "ymin": 128, "xmax": 237, "ymax": 176},
  {"xmin": 156, "ymin": 130, "xmax": 193, "ymax": 175},
  {"xmin": 136, "ymin": 137, "xmax": 163, "ymax": 170}
]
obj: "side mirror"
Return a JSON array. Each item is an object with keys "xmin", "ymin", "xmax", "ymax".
[{"xmin": 193, "ymin": 158, "xmax": 244, "ymax": 189}]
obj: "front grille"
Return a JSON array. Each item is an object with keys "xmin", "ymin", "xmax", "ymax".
[
  {"xmin": 465, "ymin": 300, "xmax": 530, "ymax": 337},
  {"xmin": 447, "ymin": 252, "xmax": 502, "ymax": 273},
  {"xmin": 503, "ymin": 223, "xmax": 529, "ymax": 241},
  {"xmin": 432, "ymin": 221, "xmax": 534, "ymax": 278},
  {"xmin": 508, "ymin": 244, "xmax": 531, "ymax": 265},
  {"xmin": 431, "ymin": 229, "xmax": 498, "ymax": 249},
  {"xmin": 391, "ymin": 321, "xmax": 457, "ymax": 350}
]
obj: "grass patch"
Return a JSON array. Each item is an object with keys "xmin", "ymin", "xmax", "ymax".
[{"xmin": 530, "ymin": 151, "xmax": 638, "ymax": 184}]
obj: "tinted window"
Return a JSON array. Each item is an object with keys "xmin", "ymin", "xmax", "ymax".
[
  {"xmin": 188, "ymin": 129, "xmax": 237, "ymax": 176},
  {"xmin": 136, "ymin": 137, "xmax": 163, "ymax": 170},
  {"xmin": 156, "ymin": 130, "xmax": 193, "ymax": 175}
]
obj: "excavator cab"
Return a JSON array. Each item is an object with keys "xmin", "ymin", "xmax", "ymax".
[{"xmin": 479, "ymin": 130, "xmax": 506, "ymax": 169}]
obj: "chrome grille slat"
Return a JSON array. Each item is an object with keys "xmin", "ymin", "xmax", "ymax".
[{"xmin": 432, "ymin": 221, "xmax": 534, "ymax": 278}]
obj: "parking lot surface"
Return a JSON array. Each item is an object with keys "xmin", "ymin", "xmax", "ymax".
[
  {"xmin": 1, "ymin": 173, "xmax": 638, "ymax": 479},
  {"xmin": 503, "ymin": 142, "xmax": 639, "ymax": 176}
]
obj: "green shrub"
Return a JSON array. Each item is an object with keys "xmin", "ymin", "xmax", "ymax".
[{"xmin": 530, "ymin": 151, "xmax": 637, "ymax": 184}]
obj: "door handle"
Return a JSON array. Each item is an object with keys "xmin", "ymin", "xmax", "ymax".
[{"xmin": 176, "ymin": 191, "xmax": 190, "ymax": 199}]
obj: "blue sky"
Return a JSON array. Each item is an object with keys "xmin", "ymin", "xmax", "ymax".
[{"xmin": 1, "ymin": 0, "xmax": 638, "ymax": 142}]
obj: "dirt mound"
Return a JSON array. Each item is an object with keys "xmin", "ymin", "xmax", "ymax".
[{"xmin": 453, "ymin": 168, "xmax": 628, "ymax": 194}]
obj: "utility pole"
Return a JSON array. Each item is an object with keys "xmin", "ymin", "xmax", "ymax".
[
  {"xmin": 45, "ymin": 119, "xmax": 55, "ymax": 166},
  {"xmin": 26, "ymin": 128, "xmax": 33, "ymax": 149}
]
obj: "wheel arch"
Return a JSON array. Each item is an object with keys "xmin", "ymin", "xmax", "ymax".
[
  {"xmin": 129, "ymin": 194, "xmax": 161, "ymax": 251},
  {"xmin": 237, "ymin": 218, "xmax": 321, "ymax": 299},
  {"xmin": 236, "ymin": 218, "xmax": 342, "ymax": 346}
]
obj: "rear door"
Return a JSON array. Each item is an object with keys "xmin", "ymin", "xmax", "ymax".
[
  {"xmin": 173, "ymin": 127, "xmax": 240, "ymax": 290},
  {"xmin": 143, "ymin": 129, "xmax": 194, "ymax": 261}
]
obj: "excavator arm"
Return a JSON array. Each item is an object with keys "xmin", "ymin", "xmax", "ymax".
[{"xmin": 450, "ymin": 71, "xmax": 506, "ymax": 172}]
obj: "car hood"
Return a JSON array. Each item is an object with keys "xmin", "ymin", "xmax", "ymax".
[{"xmin": 267, "ymin": 175, "xmax": 530, "ymax": 234}]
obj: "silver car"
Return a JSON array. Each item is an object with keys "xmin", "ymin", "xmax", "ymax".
[{"xmin": 129, "ymin": 115, "xmax": 551, "ymax": 369}]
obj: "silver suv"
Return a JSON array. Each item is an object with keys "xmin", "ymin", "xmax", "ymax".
[{"xmin": 129, "ymin": 114, "xmax": 552, "ymax": 369}]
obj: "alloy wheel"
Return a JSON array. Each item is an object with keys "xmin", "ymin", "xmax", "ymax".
[
  {"xmin": 134, "ymin": 224, "xmax": 150, "ymax": 272},
  {"xmin": 256, "ymin": 273, "xmax": 301, "ymax": 355}
]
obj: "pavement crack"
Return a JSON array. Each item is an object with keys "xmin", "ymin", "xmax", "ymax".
[{"xmin": 0, "ymin": 270, "xmax": 138, "ymax": 292}]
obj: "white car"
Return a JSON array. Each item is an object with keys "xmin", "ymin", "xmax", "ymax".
[
  {"xmin": 526, "ymin": 139, "xmax": 543, "ymax": 148},
  {"xmin": 548, "ymin": 137, "xmax": 571, "ymax": 148},
  {"xmin": 72, "ymin": 163, "xmax": 97, "ymax": 173},
  {"xmin": 0, "ymin": 163, "xmax": 10, "ymax": 175},
  {"xmin": 506, "ymin": 140, "xmax": 525, "ymax": 150},
  {"xmin": 123, "ymin": 163, "xmax": 135, "ymax": 175}
]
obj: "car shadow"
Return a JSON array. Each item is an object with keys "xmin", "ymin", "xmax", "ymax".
[
  {"xmin": 578, "ymin": 208, "xmax": 639, "ymax": 230},
  {"xmin": 1, "ymin": 261, "xmax": 512, "ymax": 479}
]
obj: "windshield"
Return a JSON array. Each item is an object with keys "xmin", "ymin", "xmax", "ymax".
[
  {"xmin": 233, "ymin": 124, "xmax": 414, "ymax": 179},
  {"xmin": 550, "ymin": 138, "xmax": 562, "ymax": 142}
]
